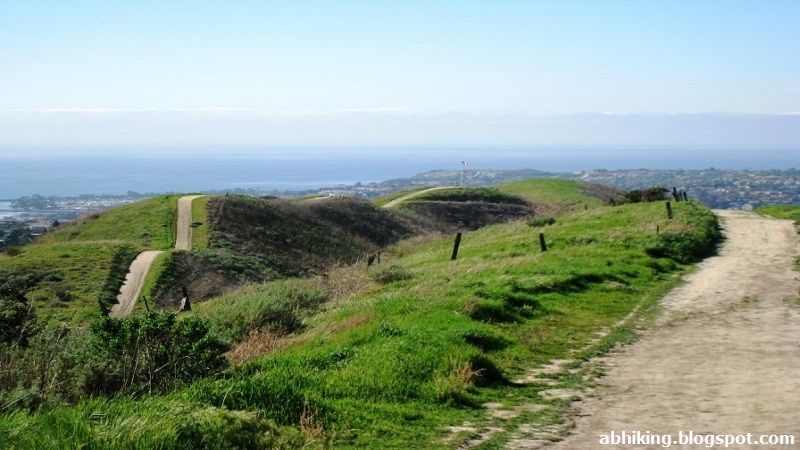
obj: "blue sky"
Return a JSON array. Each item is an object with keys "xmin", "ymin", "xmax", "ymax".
[{"xmin": 0, "ymin": 1, "xmax": 798, "ymax": 147}]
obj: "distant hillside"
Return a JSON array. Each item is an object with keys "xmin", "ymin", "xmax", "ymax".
[
  {"xmin": 496, "ymin": 178, "xmax": 625, "ymax": 213},
  {"xmin": 147, "ymin": 196, "xmax": 424, "ymax": 307},
  {"xmin": 148, "ymin": 190, "xmax": 552, "ymax": 307},
  {"xmin": 1, "ymin": 179, "xmax": 621, "ymax": 324},
  {"xmin": 392, "ymin": 187, "xmax": 535, "ymax": 231}
]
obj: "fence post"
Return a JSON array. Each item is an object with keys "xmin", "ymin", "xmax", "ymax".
[
  {"xmin": 142, "ymin": 295, "xmax": 151, "ymax": 312},
  {"xmin": 180, "ymin": 286, "xmax": 191, "ymax": 312},
  {"xmin": 539, "ymin": 232, "xmax": 547, "ymax": 252},
  {"xmin": 98, "ymin": 299, "xmax": 109, "ymax": 316},
  {"xmin": 451, "ymin": 233, "xmax": 462, "ymax": 260},
  {"xmin": 666, "ymin": 201, "xmax": 673, "ymax": 220}
]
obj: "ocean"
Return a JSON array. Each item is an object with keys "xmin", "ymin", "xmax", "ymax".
[{"xmin": 1, "ymin": 146, "xmax": 796, "ymax": 199}]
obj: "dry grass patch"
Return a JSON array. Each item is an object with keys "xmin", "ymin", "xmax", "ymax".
[{"xmin": 226, "ymin": 329, "xmax": 292, "ymax": 365}]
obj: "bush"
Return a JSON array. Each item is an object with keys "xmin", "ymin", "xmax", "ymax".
[
  {"xmin": 645, "ymin": 201, "xmax": 722, "ymax": 264},
  {"xmin": 0, "ymin": 283, "xmax": 35, "ymax": 346},
  {"xmin": 89, "ymin": 312, "xmax": 228, "ymax": 395},
  {"xmin": 624, "ymin": 187, "xmax": 669, "ymax": 203},
  {"xmin": 201, "ymin": 280, "xmax": 329, "ymax": 342},
  {"xmin": 526, "ymin": 217, "xmax": 556, "ymax": 228}
]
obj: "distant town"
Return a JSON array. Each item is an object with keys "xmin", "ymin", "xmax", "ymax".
[{"xmin": 2, "ymin": 167, "xmax": 799, "ymax": 251}]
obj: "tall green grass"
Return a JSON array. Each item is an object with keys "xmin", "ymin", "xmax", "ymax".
[
  {"xmin": 191, "ymin": 195, "xmax": 210, "ymax": 250},
  {"xmin": 0, "ymin": 396, "xmax": 306, "ymax": 450}
]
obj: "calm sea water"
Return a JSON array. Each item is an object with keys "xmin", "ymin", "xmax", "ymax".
[{"xmin": 1, "ymin": 146, "xmax": 796, "ymax": 199}]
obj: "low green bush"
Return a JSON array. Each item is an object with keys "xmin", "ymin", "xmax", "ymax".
[{"xmin": 526, "ymin": 217, "xmax": 556, "ymax": 228}]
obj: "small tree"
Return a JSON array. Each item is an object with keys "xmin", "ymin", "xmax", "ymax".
[{"xmin": 624, "ymin": 187, "xmax": 669, "ymax": 203}]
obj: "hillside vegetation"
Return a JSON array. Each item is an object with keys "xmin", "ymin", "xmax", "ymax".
[
  {"xmin": 0, "ymin": 195, "xmax": 179, "ymax": 323},
  {"xmin": 1, "ymin": 179, "xmax": 723, "ymax": 449}
]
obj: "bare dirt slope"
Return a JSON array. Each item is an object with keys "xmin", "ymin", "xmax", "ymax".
[
  {"xmin": 521, "ymin": 210, "xmax": 800, "ymax": 449},
  {"xmin": 111, "ymin": 195, "xmax": 202, "ymax": 317}
]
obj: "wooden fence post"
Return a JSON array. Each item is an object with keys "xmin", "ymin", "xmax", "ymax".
[
  {"xmin": 451, "ymin": 233, "xmax": 462, "ymax": 260},
  {"xmin": 539, "ymin": 232, "xmax": 547, "ymax": 252},
  {"xmin": 180, "ymin": 286, "xmax": 191, "ymax": 312},
  {"xmin": 666, "ymin": 201, "xmax": 673, "ymax": 220},
  {"xmin": 98, "ymin": 299, "xmax": 109, "ymax": 316}
]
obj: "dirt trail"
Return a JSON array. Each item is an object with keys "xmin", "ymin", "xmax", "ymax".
[
  {"xmin": 109, "ymin": 250, "xmax": 164, "ymax": 317},
  {"xmin": 513, "ymin": 210, "xmax": 800, "ymax": 449},
  {"xmin": 110, "ymin": 195, "xmax": 202, "ymax": 318},
  {"xmin": 382, "ymin": 186, "xmax": 455, "ymax": 208},
  {"xmin": 175, "ymin": 195, "xmax": 203, "ymax": 250}
]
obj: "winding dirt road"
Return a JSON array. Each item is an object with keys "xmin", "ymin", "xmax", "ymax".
[
  {"xmin": 518, "ymin": 211, "xmax": 800, "ymax": 449},
  {"xmin": 109, "ymin": 195, "xmax": 202, "ymax": 318},
  {"xmin": 382, "ymin": 186, "xmax": 455, "ymax": 208}
]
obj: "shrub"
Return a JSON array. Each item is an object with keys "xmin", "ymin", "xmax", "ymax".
[
  {"xmin": 624, "ymin": 187, "xmax": 669, "ymax": 203},
  {"xmin": 645, "ymin": 201, "xmax": 722, "ymax": 263},
  {"xmin": 89, "ymin": 312, "xmax": 228, "ymax": 395},
  {"xmin": 0, "ymin": 283, "xmax": 35, "ymax": 346},
  {"xmin": 526, "ymin": 217, "xmax": 556, "ymax": 228},
  {"xmin": 201, "ymin": 280, "xmax": 329, "ymax": 342}
]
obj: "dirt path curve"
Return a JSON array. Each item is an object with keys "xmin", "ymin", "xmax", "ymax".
[
  {"xmin": 109, "ymin": 250, "xmax": 164, "ymax": 317},
  {"xmin": 110, "ymin": 195, "xmax": 202, "ymax": 318},
  {"xmin": 524, "ymin": 210, "xmax": 800, "ymax": 449},
  {"xmin": 382, "ymin": 186, "xmax": 455, "ymax": 208}
]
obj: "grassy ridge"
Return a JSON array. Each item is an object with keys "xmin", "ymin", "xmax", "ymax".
[
  {"xmin": 42, "ymin": 195, "xmax": 177, "ymax": 250},
  {"xmin": 497, "ymin": 178, "xmax": 620, "ymax": 205}
]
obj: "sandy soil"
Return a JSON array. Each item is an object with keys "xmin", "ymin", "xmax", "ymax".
[
  {"xmin": 512, "ymin": 210, "xmax": 800, "ymax": 449},
  {"xmin": 110, "ymin": 195, "xmax": 202, "ymax": 317}
]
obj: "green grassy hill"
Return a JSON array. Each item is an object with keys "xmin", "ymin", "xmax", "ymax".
[
  {"xmin": 1, "ymin": 180, "xmax": 723, "ymax": 448},
  {"xmin": 0, "ymin": 195, "xmax": 179, "ymax": 323}
]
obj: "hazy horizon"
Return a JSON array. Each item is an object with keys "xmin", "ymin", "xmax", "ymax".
[{"xmin": 1, "ymin": 1, "xmax": 798, "ymax": 150}]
